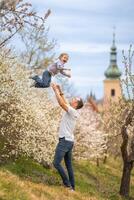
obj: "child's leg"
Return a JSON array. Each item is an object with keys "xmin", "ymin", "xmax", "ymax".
[
  {"xmin": 31, "ymin": 70, "xmax": 51, "ymax": 88},
  {"xmin": 32, "ymin": 75, "xmax": 42, "ymax": 82},
  {"xmin": 30, "ymin": 75, "xmax": 44, "ymax": 88},
  {"xmin": 38, "ymin": 70, "xmax": 51, "ymax": 88}
]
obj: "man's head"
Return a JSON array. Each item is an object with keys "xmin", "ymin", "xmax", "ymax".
[
  {"xmin": 59, "ymin": 53, "xmax": 69, "ymax": 64},
  {"xmin": 70, "ymin": 97, "xmax": 84, "ymax": 110}
]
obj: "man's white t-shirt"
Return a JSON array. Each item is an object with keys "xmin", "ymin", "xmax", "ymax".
[{"xmin": 59, "ymin": 105, "xmax": 79, "ymax": 142}]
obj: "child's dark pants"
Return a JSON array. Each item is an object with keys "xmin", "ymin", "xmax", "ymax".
[{"xmin": 32, "ymin": 70, "xmax": 51, "ymax": 88}]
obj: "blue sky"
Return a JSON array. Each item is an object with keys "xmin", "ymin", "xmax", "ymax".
[{"xmin": 29, "ymin": 0, "xmax": 134, "ymax": 99}]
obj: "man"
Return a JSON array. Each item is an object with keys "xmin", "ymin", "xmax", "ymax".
[{"xmin": 51, "ymin": 83, "xmax": 83, "ymax": 191}]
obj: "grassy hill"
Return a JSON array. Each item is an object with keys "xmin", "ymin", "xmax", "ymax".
[{"xmin": 0, "ymin": 157, "xmax": 134, "ymax": 200}]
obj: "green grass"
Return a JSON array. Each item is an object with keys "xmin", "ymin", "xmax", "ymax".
[
  {"xmin": 1, "ymin": 156, "xmax": 61, "ymax": 185},
  {"xmin": 0, "ymin": 156, "xmax": 134, "ymax": 200},
  {"xmin": 75, "ymin": 160, "xmax": 122, "ymax": 200},
  {"xmin": 0, "ymin": 179, "xmax": 29, "ymax": 200}
]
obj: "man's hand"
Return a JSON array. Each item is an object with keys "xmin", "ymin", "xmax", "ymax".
[
  {"xmin": 51, "ymin": 83, "xmax": 68, "ymax": 111},
  {"xmin": 51, "ymin": 83, "xmax": 57, "ymax": 91},
  {"xmin": 51, "ymin": 83, "xmax": 63, "ymax": 94}
]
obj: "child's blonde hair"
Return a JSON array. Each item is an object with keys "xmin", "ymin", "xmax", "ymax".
[{"xmin": 58, "ymin": 53, "xmax": 69, "ymax": 59}]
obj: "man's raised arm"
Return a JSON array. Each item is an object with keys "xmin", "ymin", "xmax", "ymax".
[{"xmin": 51, "ymin": 83, "xmax": 68, "ymax": 111}]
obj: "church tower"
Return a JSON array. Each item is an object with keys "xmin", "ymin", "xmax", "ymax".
[{"xmin": 103, "ymin": 30, "xmax": 122, "ymax": 106}]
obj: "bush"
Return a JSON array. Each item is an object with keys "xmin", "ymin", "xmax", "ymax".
[{"xmin": 0, "ymin": 50, "xmax": 61, "ymax": 165}]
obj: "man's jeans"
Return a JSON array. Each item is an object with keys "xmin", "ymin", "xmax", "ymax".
[{"xmin": 53, "ymin": 137, "xmax": 75, "ymax": 189}]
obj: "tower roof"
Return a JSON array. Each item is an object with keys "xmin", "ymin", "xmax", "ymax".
[
  {"xmin": 104, "ymin": 28, "xmax": 122, "ymax": 79},
  {"xmin": 104, "ymin": 65, "xmax": 122, "ymax": 79}
]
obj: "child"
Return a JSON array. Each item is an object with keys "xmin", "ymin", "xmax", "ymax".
[{"xmin": 30, "ymin": 53, "xmax": 71, "ymax": 88}]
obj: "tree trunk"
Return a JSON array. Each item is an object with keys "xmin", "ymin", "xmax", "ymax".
[
  {"xmin": 103, "ymin": 155, "xmax": 107, "ymax": 164},
  {"xmin": 119, "ymin": 161, "xmax": 133, "ymax": 197},
  {"xmin": 119, "ymin": 105, "xmax": 134, "ymax": 197},
  {"xmin": 96, "ymin": 157, "xmax": 100, "ymax": 167}
]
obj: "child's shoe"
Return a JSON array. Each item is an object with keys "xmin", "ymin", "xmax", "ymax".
[{"xmin": 29, "ymin": 75, "xmax": 38, "ymax": 80}]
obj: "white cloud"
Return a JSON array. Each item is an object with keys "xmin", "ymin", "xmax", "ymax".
[
  {"xmin": 30, "ymin": 0, "xmax": 114, "ymax": 11},
  {"xmin": 58, "ymin": 42, "xmax": 130, "ymax": 54},
  {"xmin": 72, "ymin": 75, "xmax": 104, "ymax": 87},
  {"xmin": 60, "ymin": 42, "xmax": 108, "ymax": 53}
]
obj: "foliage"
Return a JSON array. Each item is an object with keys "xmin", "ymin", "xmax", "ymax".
[
  {"xmin": 102, "ymin": 45, "xmax": 134, "ymax": 197},
  {"xmin": 74, "ymin": 103, "xmax": 108, "ymax": 163},
  {"xmin": 102, "ymin": 46, "xmax": 134, "ymax": 160},
  {"xmin": 0, "ymin": 0, "xmax": 51, "ymax": 48},
  {"xmin": 19, "ymin": 17, "xmax": 56, "ymax": 69},
  {"xmin": 122, "ymin": 45, "xmax": 134, "ymax": 100},
  {"xmin": 0, "ymin": 49, "xmax": 61, "ymax": 165}
]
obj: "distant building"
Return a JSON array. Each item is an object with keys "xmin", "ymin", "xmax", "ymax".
[
  {"xmin": 103, "ymin": 31, "xmax": 122, "ymax": 107},
  {"xmin": 88, "ymin": 30, "xmax": 122, "ymax": 112}
]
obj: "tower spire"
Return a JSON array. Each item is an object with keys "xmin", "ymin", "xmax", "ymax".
[
  {"xmin": 104, "ymin": 27, "xmax": 122, "ymax": 79},
  {"xmin": 112, "ymin": 26, "xmax": 116, "ymax": 47}
]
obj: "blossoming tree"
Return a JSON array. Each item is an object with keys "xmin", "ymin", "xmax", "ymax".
[
  {"xmin": 0, "ymin": 49, "xmax": 61, "ymax": 166},
  {"xmin": 102, "ymin": 46, "xmax": 134, "ymax": 198},
  {"xmin": 74, "ymin": 102, "xmax": 108, "ymax": 166}
]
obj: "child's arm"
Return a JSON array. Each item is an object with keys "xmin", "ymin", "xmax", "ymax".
[
  {"xmin": 57, "ymin": 66, "xmax": 71, "ymax": 71},
  {"xmin": 61, "ymin": 68, "xmax": 71, "ymax": 70},
  {"xmin": 60, "ymin": 69, "xmax": 71, "ymax": 78},
  {"xmin": 56, "ymin": 61, "xmax": 71, "ymax": 77}
]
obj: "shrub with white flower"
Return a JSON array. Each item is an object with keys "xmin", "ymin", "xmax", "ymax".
[
  {"xmin": 74, "ymin": 103, "xmax": 108, "ymax": 164},
  {"xmin": 0, "ymin": 50, "xmax": 61, "ymax": 165},
  {"xmin": 102, "ymin": 46, "xmax": 134, "ymax": 197}
]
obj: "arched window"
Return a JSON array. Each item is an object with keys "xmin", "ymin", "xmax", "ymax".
[{"xmin": 111, "ymin": 89, "xmax": 115, "ymax": 96}]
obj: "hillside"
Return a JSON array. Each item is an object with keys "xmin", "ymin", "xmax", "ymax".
[{"xmin": 0, "ymin": 157, "xmax": 134, "ymax": 200}]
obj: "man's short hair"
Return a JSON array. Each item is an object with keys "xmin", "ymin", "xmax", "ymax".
[{"xmin": 76, "ymin": 98, "xmax": 84, "ymax": 109}]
